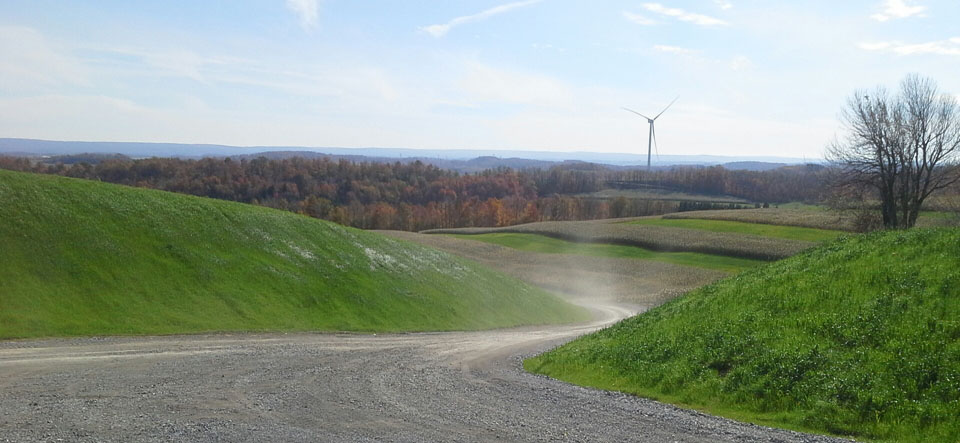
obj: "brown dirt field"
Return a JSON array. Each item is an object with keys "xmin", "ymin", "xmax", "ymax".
[{"xmin": 380, "ymin": 230, "xmax": 729, "ymax": 307}]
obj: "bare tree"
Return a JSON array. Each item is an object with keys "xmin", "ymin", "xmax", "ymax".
[{"xmin": 828, "ymin": 74, "xmax": 960, "ymax": 228}]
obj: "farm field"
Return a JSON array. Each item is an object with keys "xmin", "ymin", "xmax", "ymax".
[
  {"xmin": 526, "ymin": 228, "xmax": 960, "ymax": 442},
  {"xmin": 578, "ymin": 187, "xmax": 749, "ymax": 203},
  {"xmin": 663, "ymin": 208, "xmax": 857, "ymax": 230},
  {"xmin": 424, "ymin": 218, "xmax": 815, "ymax": 261},
  {"xmin": 625, "ymin": 218, "xmax": 844, "ymax": 242},
  {"xmin": 384, "ymin": 230, "xmax": 730, "ymax": 307},
  {"xmin": 0, "ymin": 170, "xmax": 586, "ymax": 339},
  {"xmin": 664, "ymin": 208, "xmax": 956, "ymax": 231},
  {"xmin": 443, "ymin": 232, "xmax": 762, "ymax": 273}
]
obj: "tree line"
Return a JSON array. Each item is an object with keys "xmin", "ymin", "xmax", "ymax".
[{"xmin": 0, "ymin": 155, "xmax": 830, "ymax": 230}]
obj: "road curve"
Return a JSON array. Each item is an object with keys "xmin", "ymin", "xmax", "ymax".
[{"xmin": 0, "ymin": 298, "xmax": 843, "ymax": 442}]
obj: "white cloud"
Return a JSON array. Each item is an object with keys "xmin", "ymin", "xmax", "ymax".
[
  {"xmin": 858, "ymin": 42, "xmax": 892, "ymax": 51},
  {"xmin": 0, "ymin": 93, "xmax": 402, "ymax": 148},
  {"xmin": 713, "ymin": 0, "xmax": 733, "ymax": 10},
  {"xmin": 286, "ymin": 0, "xmax": 319, "ymax": 29},
  {"xmin": 653, "ymin": 45, "xmax": 697, "ymax": 55},
  {"xmin": 0, "ymin": 26, "xmax": 88, "ymax": 91},
  {"xmin": 642, "ymin": 3, "xmax": 728, "ymax": 26},
  {"xmin": 83, "ymin": 43, "xmax": 403, "ymax": 106},
  {"xmin": 531, "ymin": 42, "xmax": 565, "ymax": 52},
  {"xmin": 458, "ymin": 61, "xmax": 572, "ymax": 107},
  {"xmin": 420, "ymin": 0, "xmax": 542, "ymax": 38},
  {"xmin": 109, "ymin": 49, "xmax": 214, "ymax": 81},
  {"xmin": 871, "ymin": 0, "xmax": 926, "ymax": 22},
  {"xmin": 728, "ymin": 55, "xmax": 753, "ymax": 71},
  {"xmin": 623, "ymin": 11, "xmax": 656, "ymax": 26},
  {"xmin": 859, "ymin": 38, "xmax": 960, "ymax": 56},
  {"xmin": 214, "ymin": 64, "xmax": 403, "ymax": 104},
  {"xmin": 89, "ymin": 46, "xmax": 255, "ymax": 83}
]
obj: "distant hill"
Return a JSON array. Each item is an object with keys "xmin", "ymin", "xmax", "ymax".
[
  {"xmin": 0, "ymin": 169, "xmax": 584, "ymax": 339},
  {"xmin": 225, "ymin": 151, "xmax": 558, "ymax": 173},
  {"xmin": 36, "ymin": 153, "xmax": 132, "ymax": 164},
  {"xmin": 721, "ymin": 161, "xmax": 789, "ymax": 171},
  {"xmin": 0, "ymin": 138, "xmax": 819, "ymax": 170}
]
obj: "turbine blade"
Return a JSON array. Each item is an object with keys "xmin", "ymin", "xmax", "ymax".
[
  {"xmin": 653, "ymin": 96, "xmax": 679, "ymax": 120},
  {"xmin": 622, "ymin": 107, "xmax": 652, "ymax": 120}
]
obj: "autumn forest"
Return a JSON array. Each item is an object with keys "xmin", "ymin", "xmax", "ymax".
[{"xmin": 0, "ymin": 155, "xmax": 831, "ymax": 231}]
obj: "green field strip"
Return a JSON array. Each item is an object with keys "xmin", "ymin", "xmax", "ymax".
[
  {"xmin": 446, "ymin": 232, "xmax": 762, "ymax": 273},
  {"xmin": 626, "ymin": 218, "xmax": 844, "ymax": 242}
]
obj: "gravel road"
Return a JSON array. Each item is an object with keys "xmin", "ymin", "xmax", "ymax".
[{"xmin": 0, "ymin": 297, "xmax": 845, "ymax": 442}]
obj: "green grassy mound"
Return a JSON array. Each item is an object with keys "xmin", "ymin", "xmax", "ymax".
[
  {"xmin": 626, "ymin": 218, "xmax": 843, "ymax": 242},
  {"xmin": 526, "ymin": 228, "xmax": 960, "ymax": 441},
  {"xmin": 0, "ymin": 170, "xmax": 586, "ymax": 339},
  {"xmin": 446, "ymin": 232, "xmax": 761, "ymax": 273}
]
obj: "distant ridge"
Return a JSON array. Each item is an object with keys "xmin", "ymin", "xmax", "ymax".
[
  {"xmin": 721, "ymin": 161, "xmax": 789, "ymax": 171},
  {"xmin": 0, "ymin": 138, "xmax": 820, "ymax": 170}
]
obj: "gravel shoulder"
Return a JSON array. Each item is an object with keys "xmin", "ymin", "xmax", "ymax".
[{"xmin": 0, "ymin": 297, "xmax": 844, "ymax": 442}]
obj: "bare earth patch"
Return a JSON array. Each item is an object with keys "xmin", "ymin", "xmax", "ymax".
[{"xmin": 381, "ymin": 230, "xmax": 726, "ymax": 307}]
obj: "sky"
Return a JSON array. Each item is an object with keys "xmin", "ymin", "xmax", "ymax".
[{"xmin": 0, "ymin": 0, "xmax": 958, "ymax": 159}]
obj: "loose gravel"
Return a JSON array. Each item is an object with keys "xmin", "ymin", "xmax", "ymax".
[{"xmin": 0, "ymin": 299, "xmax": 846, "ymax": 442}]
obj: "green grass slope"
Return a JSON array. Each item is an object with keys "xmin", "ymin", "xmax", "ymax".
[
  {"xmin": 526, "ymin": 228, "xmax": 960, "ymax": 441},
  {"xmin": 0, "ymin": 170, "xmax": 586, "ymax": 339},
  {"xmin": 626, "ymin": 218, "xmax": 844, "ymax": 242},
  {"xmin": 446, "ymin": 232, "xmax": 762, "ymax": 273}
]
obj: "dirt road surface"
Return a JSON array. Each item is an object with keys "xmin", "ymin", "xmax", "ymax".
[{"xmin": 0, "ymin": 297, "xmax": 843, "ymax": 442}]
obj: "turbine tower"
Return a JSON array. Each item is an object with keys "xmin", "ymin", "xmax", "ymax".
[{"xmin": 623, "ymin": 96, "xmax": 678, "ymax": 170}]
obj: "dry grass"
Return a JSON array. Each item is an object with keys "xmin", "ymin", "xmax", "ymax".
[
  {"xmin": 578, "ymin": 188, "xmax": 749, "ymax": 203},
  {"xmin": 663, "ymin": 209, "xmax": 855, "ymax": 230},
  {"xmin": 663, "ymin": 208, "xmax": 956, "ymax": 231},
  {"xmin": 422, "ymin": 218, "xmax": 814, "ymax": 261},
  {"xmin": 380, "ymin": 230, "xmax": 728, "ymax": 307}
]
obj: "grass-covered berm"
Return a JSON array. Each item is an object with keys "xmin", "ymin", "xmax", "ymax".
[
  {"xmin": 526, "ymin": 228, "xmax": 960, "ymax": 441},
  {"xmin": 0, "ymin": 170, "xmax": 587, "ymax": 339}
]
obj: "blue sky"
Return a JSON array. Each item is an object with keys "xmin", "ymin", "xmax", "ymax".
[{"xmin": 1, "ymin": 0, "xmax": 958, "ymax": 158}]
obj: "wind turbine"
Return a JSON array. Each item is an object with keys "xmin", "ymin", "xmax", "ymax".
[{"xmin": 623, "ymin": 96, "xmax": 678, "ymax": 170}]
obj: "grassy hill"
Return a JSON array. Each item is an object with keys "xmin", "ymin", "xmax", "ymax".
[
  {"xmin": 526, "ymin": 228, "xmax": 960, "ymax": 441},
  {"xmin": 0, "ymin": 170, "xmax": 586, "ymax": 339}
]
